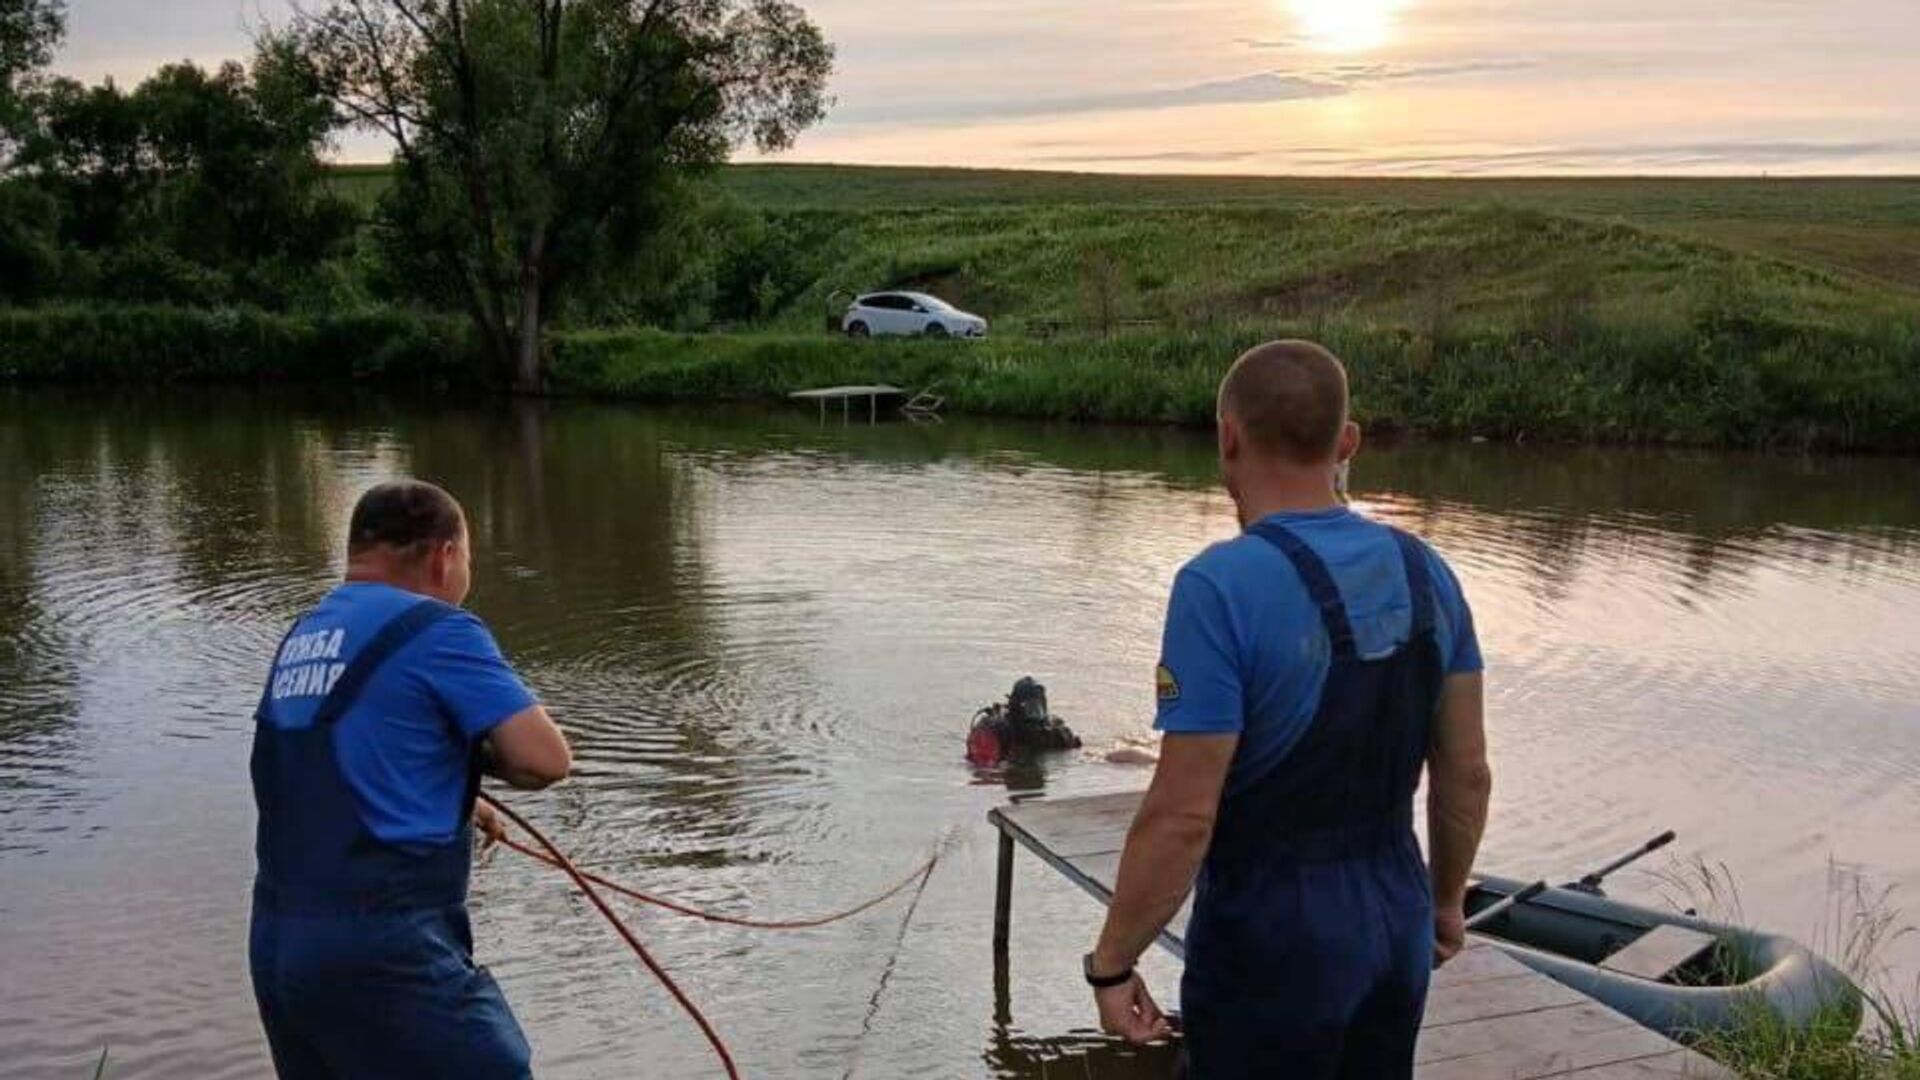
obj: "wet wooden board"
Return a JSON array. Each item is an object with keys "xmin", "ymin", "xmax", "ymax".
[{"xmin": 989, "ymin": 793, "xmax": 1736, "ymax": 1080}]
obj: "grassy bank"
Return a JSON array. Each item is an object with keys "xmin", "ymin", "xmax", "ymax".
[
  {"xmin": 20, "ymin": 165, "xmax": 1920, "ymax": 450},
  {"xmin": 0, "ymin": 306, "xmax": 476, "ymax": 384},
  {"xmin": 550, "ymin": 165, "xmax": 1919, "ymax": 450},
  {"xmin": 550, "ymin": 312, "xmax": 1920, "ymax": 452}
]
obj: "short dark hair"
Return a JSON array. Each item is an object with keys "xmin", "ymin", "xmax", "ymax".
[
  {"xmin": 347, "ymin": 481, "xmax": 466, "ymax": 557},
  {"xmin": 1218, "ymin": 340, "xmax": 1350, "ymax": 464}
]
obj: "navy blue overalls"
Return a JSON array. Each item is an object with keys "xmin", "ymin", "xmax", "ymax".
[
  {"xmin": 1182, "ymin": 523, "xmax": 1446, "ymax": 1079},
  {"xmin": 249, "ymin": 600, "xmax": 533, "ymax": 1080}
]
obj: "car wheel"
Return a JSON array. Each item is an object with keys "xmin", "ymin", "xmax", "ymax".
[
  {"xmin": 848, "ymin": 321, "xmax": 870, "ymax": 338},
  {"xmin": 923, "ymin": 322, "xmax": 949, "ymax": 338}
]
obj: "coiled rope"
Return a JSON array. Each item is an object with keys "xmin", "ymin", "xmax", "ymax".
[{"xmin": 479, "ymin": 792, "xmax": 949, "ymax": 1079}]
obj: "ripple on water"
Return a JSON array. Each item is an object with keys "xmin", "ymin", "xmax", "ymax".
[{"xmin": 5, "ymin": 401, "xmax": 1920, "ymax": 1078}]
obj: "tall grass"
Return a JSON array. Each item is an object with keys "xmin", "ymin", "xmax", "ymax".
[
  {"xmin": 0, "ymin": 305, "xmax": 478, "ymax": 385},
  {"xmin": 547, "ymin": 308, "xmax": 1920, "ymax": 452},
  {"xmin": 1654, "ymin": 860, "xmax": 1920, "ymax": 1080}
]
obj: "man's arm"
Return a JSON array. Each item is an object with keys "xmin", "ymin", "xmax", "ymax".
[
  {"xmin": 1428, "ymin": 672, "xmax": 1490, "ymax": 964},
  {"xmin": 1090, "ymin": 732, "xmax": 1238, "ymax": 1041},
  {"xmin": 483, "ymin": 705, "xmax": 573, "ymax": 790}
]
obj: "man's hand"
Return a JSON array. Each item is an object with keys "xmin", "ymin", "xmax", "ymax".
[
  {"xmin": 1434, "ymin": 904, "xmax": 1467, "ymax": 968},
  {"xmin": 472, "ymin": 799, "xmax": 507, "ymax": 851},
  {"xmin": 1095, "ymin": 973, "xmax": 1172, "ymax": 1044}
]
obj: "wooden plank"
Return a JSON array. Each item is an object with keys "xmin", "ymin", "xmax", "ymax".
[
  {"xmin": 1412, "ymin": 1019, "xmax": 1690, "ymax": 1080},
  {"xmin": 1064, "ymin": 852, "xmax": 1193, "ymax": 947},
  {"xmin": 1433, "ymin": 944, "xmax": 1544, "ymax": 990},
  {"xmin": 1422, "ymin": 969, "xmax": 1590, "ymax": 1027},
  {"xmin": 995, "ymin": 795, "xmax": 1142, "ymax": 846},
  {"xmin": 787, "ymin": 384, "xmax": 905, "ymax": 399},
  {"xmin": 1601, "ymin": 926, "xmax": 1718, "ymax": 982},
  {"xmin": 1560, "ymin": 1049, "xmax": 1737, "ymax": 1078},
  {"xmin": 988, "ymin": 805, "xmax": 1187, "ymax": 959},
  {"xmin": 1418, "ymin": 1002, "xmax": 1641, "ymax": 1065}
]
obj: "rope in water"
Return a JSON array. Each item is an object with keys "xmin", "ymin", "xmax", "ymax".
[
  {"xmin": 478, "ymin": 792, "xmax": 741, "ymax": 1079},
  {"xmin": 480, "ymin": 795, "xmax": 952, "ymax": 1079},
  {"xmin": 493, "ymin": 834, "xmax": 942, "ymax": 930},
  {"xmin": 838, "ymin": 848, "xmax": 941, "ymax": 1080}
]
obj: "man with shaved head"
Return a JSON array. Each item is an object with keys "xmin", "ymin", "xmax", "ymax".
[
  {"xmin": 250, "ymin": 481, "xmax": 572, "ymax": 1078},
  {"xmin": 1085, "ymin": 342, "xmax": 1491, "ymax": 1077}
]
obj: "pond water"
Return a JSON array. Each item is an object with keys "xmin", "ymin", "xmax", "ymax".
[{"xmin": 2, "ymin": 389, "xmax": 1918, "ymax": 1079}]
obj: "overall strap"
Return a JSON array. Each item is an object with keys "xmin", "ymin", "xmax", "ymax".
[
  {"xmin": 1389, "ymin": 529, "xmax": 1436, "ymax": 636},
  {"xmin": 311, "ymin": 599, "xmax": 460, "ymax": 727},
  {"xmin": 1248, "ymin": 521, "xmax": 1358, "ymax": 660}
]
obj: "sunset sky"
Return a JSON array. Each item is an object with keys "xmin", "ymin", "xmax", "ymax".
[{"xmin": 53, "ymin": 0, "xmax": 1920, "ymax": 174}]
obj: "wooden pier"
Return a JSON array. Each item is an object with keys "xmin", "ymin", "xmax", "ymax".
[
  {"xmin": 789, "ymin": 384, "xmax": 907, "ymax": 424},
  {"xmin": 989, "ymin": 792, "xmax": 1735, "ymax": 1079}
]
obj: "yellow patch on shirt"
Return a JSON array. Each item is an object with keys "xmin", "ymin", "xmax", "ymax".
[{"xmin": 1155, "ymin": 664, "xmax": 1181, "ymax": 702}]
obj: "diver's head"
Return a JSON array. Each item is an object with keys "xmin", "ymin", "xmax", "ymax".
[{"xmin": 1009, "ymin": 677, "xmax": 1050, "ymax": 724}]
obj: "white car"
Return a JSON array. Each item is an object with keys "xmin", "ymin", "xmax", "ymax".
[{"xmin": 842, "ymin": 292, "xmax": 988, "ymax": 339}]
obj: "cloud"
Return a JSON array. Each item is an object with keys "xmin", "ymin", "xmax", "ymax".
[
  {"xmin": 1324, "ymin": 59, "xmax": 1543, "ymax": 84},
  {"xmin": 1191, "ymin": 138, "xmax": 1920, "ymax": 174},
  {"xmin": 830, "ymin": 71, "xmax": 1347, "ymax": 126},
  {"xmin": 829, "ymin": 56, "xmax": 1543, "ymax": 127},
  {"xmin": 1236, "ymin": 36, "xmax": 1303, "ymax": 51},
  {"xmin": 1025, "ymin": 149, "xmax": 1265, "ymax": 165}
]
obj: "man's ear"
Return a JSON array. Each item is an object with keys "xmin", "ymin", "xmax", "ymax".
[
  {"xmin": 430, "ymin": 540, "xmax": 457, "ymax": 588},
  {"xmin": 1337, "ymin": 421, "xmax": 1362, "ymax": 463},
  {"xmin": 1218, "ymin": 413, "xmax": 1240, "ymax": 464}
]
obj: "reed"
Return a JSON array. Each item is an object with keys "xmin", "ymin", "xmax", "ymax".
[
  {"xmin": 1653, "ymin": 860, "xmax": 1920, "ymax": 1080},
  {"xmin": 546, "ymin": 312, "xmax": 1920, "ymax": 452}
]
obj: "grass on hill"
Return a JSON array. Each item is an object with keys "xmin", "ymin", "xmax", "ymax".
[
  {"xmin": 719, "ymin": 165, "xmax": 1920, "ymax": 297},
  {"xmin": 258, "ymin": 164, "xmax": 1920, "ymax": 449}
]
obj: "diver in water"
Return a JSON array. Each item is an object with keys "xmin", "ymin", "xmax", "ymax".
[{"xmin": 967, "ymin": 677, "xmax": 1082, "ymax": 764}]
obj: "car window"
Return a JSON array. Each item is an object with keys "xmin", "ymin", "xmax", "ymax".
[{"xmin": 869, "ymin": 295, "xmax": 906, "ymax": 310}]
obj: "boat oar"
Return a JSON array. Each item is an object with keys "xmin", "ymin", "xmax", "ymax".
[
  {"xmin": 1464, "ymin": 881, "xmax": 1548, "ymax": 932},
  {"xmin": 1571, "ymin": 830, "xmax": 1677, "ymax": 893},
  {"xmin": 1465, "ymin": 830, "xmax": 1678, "ymax": 933}
]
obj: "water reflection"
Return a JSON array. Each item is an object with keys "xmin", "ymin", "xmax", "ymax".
[{"xmin": 0, "ymin": 387, "xmax": 1916, "ymax": 1079}]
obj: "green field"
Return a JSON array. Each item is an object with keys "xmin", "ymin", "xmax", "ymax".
[
  {"xmin": 202, "ymin": 164, "xmax": 1920, "ymax": 449},
  {"xmin": 332, "ymin": 163, "xmax": 1920, "ymax": 315},
  {"xmin": 720, "ymin": 165, "xmax": 1920, "ymax": 297}
]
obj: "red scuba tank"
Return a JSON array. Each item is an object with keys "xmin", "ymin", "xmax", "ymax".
[{"xmin": 967, "ymin": 721, "xmax": 1004, "ymax": 766}]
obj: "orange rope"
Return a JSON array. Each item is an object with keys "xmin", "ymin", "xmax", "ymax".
[
  {"xmin": 478, "ymin": 793, "xmax": 740, "ymax": 1080},
  {"xmin": 493, "ymin": 834, "xmax": 941, "ymax": 930}
]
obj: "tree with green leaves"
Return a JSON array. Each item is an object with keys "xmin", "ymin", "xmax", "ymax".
[
  {"xmin": 277, "ymin": 0, "xmax": 833, "ymax": 390},
  {"xmin": 17, "ymin": 50, "xmax": 358, "ymax": 304},
  {"xmin": 1, "ymin": 0, "xmax": 63, "ymax": 167}
]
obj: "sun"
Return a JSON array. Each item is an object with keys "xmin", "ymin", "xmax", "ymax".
[{"xmin": 1288, "ymin": 0, "xmax": 1404, "ymax": 52}]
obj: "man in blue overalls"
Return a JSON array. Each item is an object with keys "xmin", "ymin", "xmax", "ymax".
[
  {"xmin": 1087, "ymin": 341, "xmax": 1493, "ymax": 1078},
  {"xmin": 250, "ymin": 481, "xmax": 573, "ymax": 1079}
]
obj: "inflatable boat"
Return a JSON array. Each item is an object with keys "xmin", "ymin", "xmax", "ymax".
[{"xmin": 1466, "ymin": 873, "xmax": 1861, "ymax": 1042}]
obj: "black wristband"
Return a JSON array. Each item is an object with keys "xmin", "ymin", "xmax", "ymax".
[{"xmin": 1084, "ymin": 952, "xmax": 1134, "ymax": 989}]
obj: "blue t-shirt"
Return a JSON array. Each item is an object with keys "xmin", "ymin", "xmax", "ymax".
[
  {"xmin": 260, "ymin": 582, "xmax": 538, "ymax": 845},
  {"xmin": 1155, "ymin": 508, "xmax": 1482, "ymax": 797}
]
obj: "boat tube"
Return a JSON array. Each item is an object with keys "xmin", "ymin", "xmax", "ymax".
[{"xmin": 1467, "ymin": 874, "xmax": 1861, "ymax": 1041}]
